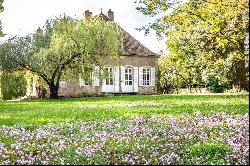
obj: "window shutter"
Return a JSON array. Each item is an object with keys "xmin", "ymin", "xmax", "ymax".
[
  {"xmin": 93, "ymin": 66, "xmax": 100, "ymax": 86},
  {"xmin": 101, "ymin": 67, "xmax": 107, "ymax": 92},
  {"xmin": 133, "ymin": 67, "xmax": 138, "ymax": 92},
  {"xmin": 120, "ymin": 66, "xmax": 125, "ymax": 92},
  {"xmin": 114, "ymin": 66, "xmax": 120, "ymax": 92},
  {"xmin": 151, "ymin": 67, "xmax": 155, "ymax": 86},
  {"xmin": 79, "ymin": 75, "xmax": 85, "ymax": 87},
  {"xmin": 139, "ymin": 67, "xmax": 143, "ymax": 86}
]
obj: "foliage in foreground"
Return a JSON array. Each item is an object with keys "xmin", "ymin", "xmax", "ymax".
[{"xmin": 0, "ymin": 113, "xmax": 248, "ymax": 165}]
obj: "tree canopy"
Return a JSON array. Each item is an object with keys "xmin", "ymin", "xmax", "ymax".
[
  {"xmin": 136, "ymin": 0, "xmax": 249, "ymax": 92},
  {"xmin": 0, "ymin": 16, "xmax": 123, "ymax": 98}
]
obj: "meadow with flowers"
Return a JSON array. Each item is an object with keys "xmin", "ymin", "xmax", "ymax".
[{"xmin": 0, "ymin": 94, "xmax": 249, "ymax": 165}]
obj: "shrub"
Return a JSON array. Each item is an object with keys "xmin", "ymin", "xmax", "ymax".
[
  {"xmin": 0, "ymin": 71, "xmax": 27, "ymax": 100},
  {"xmin": 206, "ymin": 75, "xmax": 231, "ymax": 93}
]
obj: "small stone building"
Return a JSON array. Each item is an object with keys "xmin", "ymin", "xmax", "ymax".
[{"xmin": 28, "ymin": 9, "xmax": 160, "ymax": 97}]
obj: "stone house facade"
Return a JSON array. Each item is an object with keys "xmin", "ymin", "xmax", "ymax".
[{"xmin": 27, "ymin": 9, "xmax": 160, "ymax": 97}]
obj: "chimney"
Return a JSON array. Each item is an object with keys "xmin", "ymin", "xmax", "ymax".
[
  {"xmin": 36, "ymin": 27, "xmax": 42, "ymax": 33},
  {"xmin": 107, "ymin": 9, "xmax": 114, "ymax": 21},
  {"xmin": 84, "ymin": 10, "xmax": 92, "ymax": 20}
]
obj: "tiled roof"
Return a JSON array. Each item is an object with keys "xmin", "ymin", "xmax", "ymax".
[
  {"xmin": 98, "ymin": 12, "xmax": 160, "ymax": 57},
  {"xmin": 121, "ymin": 27, "xmax": 159, "ymax": 57}
]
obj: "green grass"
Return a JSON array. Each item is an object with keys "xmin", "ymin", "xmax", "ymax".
[
  {"xmin": 0, "ymin": 93, "xmax": 248, "ymax": 126},
  {"xmin": 187, "ymin": 140, "xmax": 230, "ymax": 165}
]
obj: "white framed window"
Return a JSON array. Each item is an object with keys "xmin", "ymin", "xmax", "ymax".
[
  {"xmin": 125, "ymin": 67, "xmax": 133, "ymax": 85},
  {"xmin": 105, "ymin": 67, "xmax": 114, "ymax": 85},
  {"xmin": 79, "ymin": 79, "xmax": 85, "ymax": 87},
  {"xmin": 143, "ymin": 68, "xmax": 150, "ymax": 86},
  {"xmin": 59, "ymin": 80, "xmax": 66, "ymax": 88}
]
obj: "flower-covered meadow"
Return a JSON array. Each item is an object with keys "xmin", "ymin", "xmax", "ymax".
[
  {"xmin": 0, "ymin": 94, "xmax": 249, "ymax": 165},
  {"xmin": 0, "ymin": 113, "xmax": 249, "ymax": 165}
]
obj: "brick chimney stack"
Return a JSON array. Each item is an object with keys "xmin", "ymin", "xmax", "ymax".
[
  {"xmin": 84, "ymin": 10, "xmax": 92, "ymax": 20},
  {"xmin": 107, "ymin": 9, "xmax": 114, "ymax": 21},
  {"xmin": 36, "ymin": 27, "xmax": 42, "ymax": 33}
]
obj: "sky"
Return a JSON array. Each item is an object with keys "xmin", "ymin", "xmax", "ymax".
[{"xmin": 0, "ymin": 0, "xmax": 167, "ymax": 54}]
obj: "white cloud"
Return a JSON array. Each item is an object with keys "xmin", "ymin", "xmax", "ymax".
[{"xmin": 0, "ymin": 0, "xmax": 166, "ymax": 53}]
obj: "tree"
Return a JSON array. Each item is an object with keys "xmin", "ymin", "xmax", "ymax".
[
  {"xmin": 0, "ymin": 16, "xmax": 123, "ymax": 98},
  {"xmin": 158, "ymin": 55, "xmax": 187, "ymax": 93},
  {"xmin": 136, "ymin": 0, "xmax": 249, "ymax": 91}
]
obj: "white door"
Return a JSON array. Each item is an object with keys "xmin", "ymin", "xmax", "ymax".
[
  {"xmin": 124, "ymin": 67, "xmax": 134, "ymax": 92},
  {"xmin": 133, "ymin": 67, "xmax": 138, "ymax": 92},
  {"xmin": 102, "ymin": 67, "xmax": 115, "ymax": 92}
]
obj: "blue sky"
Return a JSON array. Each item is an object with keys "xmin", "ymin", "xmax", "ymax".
[{"xmin": 0, "ymin": 0, "xmax": 167, "ymax": 54}]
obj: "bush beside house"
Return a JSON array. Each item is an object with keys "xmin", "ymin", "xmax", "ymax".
[{"xmin": 0, "ymin": 71, "xmax": 27, "ymax": 100}]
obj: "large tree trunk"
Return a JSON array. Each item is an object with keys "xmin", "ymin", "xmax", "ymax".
[
  {"xmin": 233, "ymin": 38, "xmax": 248, "ymax": 92},
  {"xmin": 233, "ymin": 60, "xmax": 247, "ymax": 92},
  {"xmin": 233, "ymin": 39, "xmax": 248, "ymax": 92},
  {"xmin": 188, "ymin": 85, "xmax": 192, "ymax": 93},
  {"xmin": 49, "ymin": 84, "xmax": 59, "ymax": 99}
]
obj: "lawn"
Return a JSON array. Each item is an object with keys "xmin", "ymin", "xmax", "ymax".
[{"xmin": 0, "ymin": 94, "xmax": 249, "ymax": 165}]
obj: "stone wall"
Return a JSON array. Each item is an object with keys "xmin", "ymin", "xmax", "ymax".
[
  {"xmin": 103, "ymin": 55, "xmax": 157, "ymax": 68},
  {"xmin": 138, "ymin": 86, "xmax": 157, "ymax": 94},
  {"xmin": 119, "ymin": 55, "xmax": 157, "ymax": 67},
  {"xmin": 58, "ymin": 80, "xmax": 101, "ymax": 97}
]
